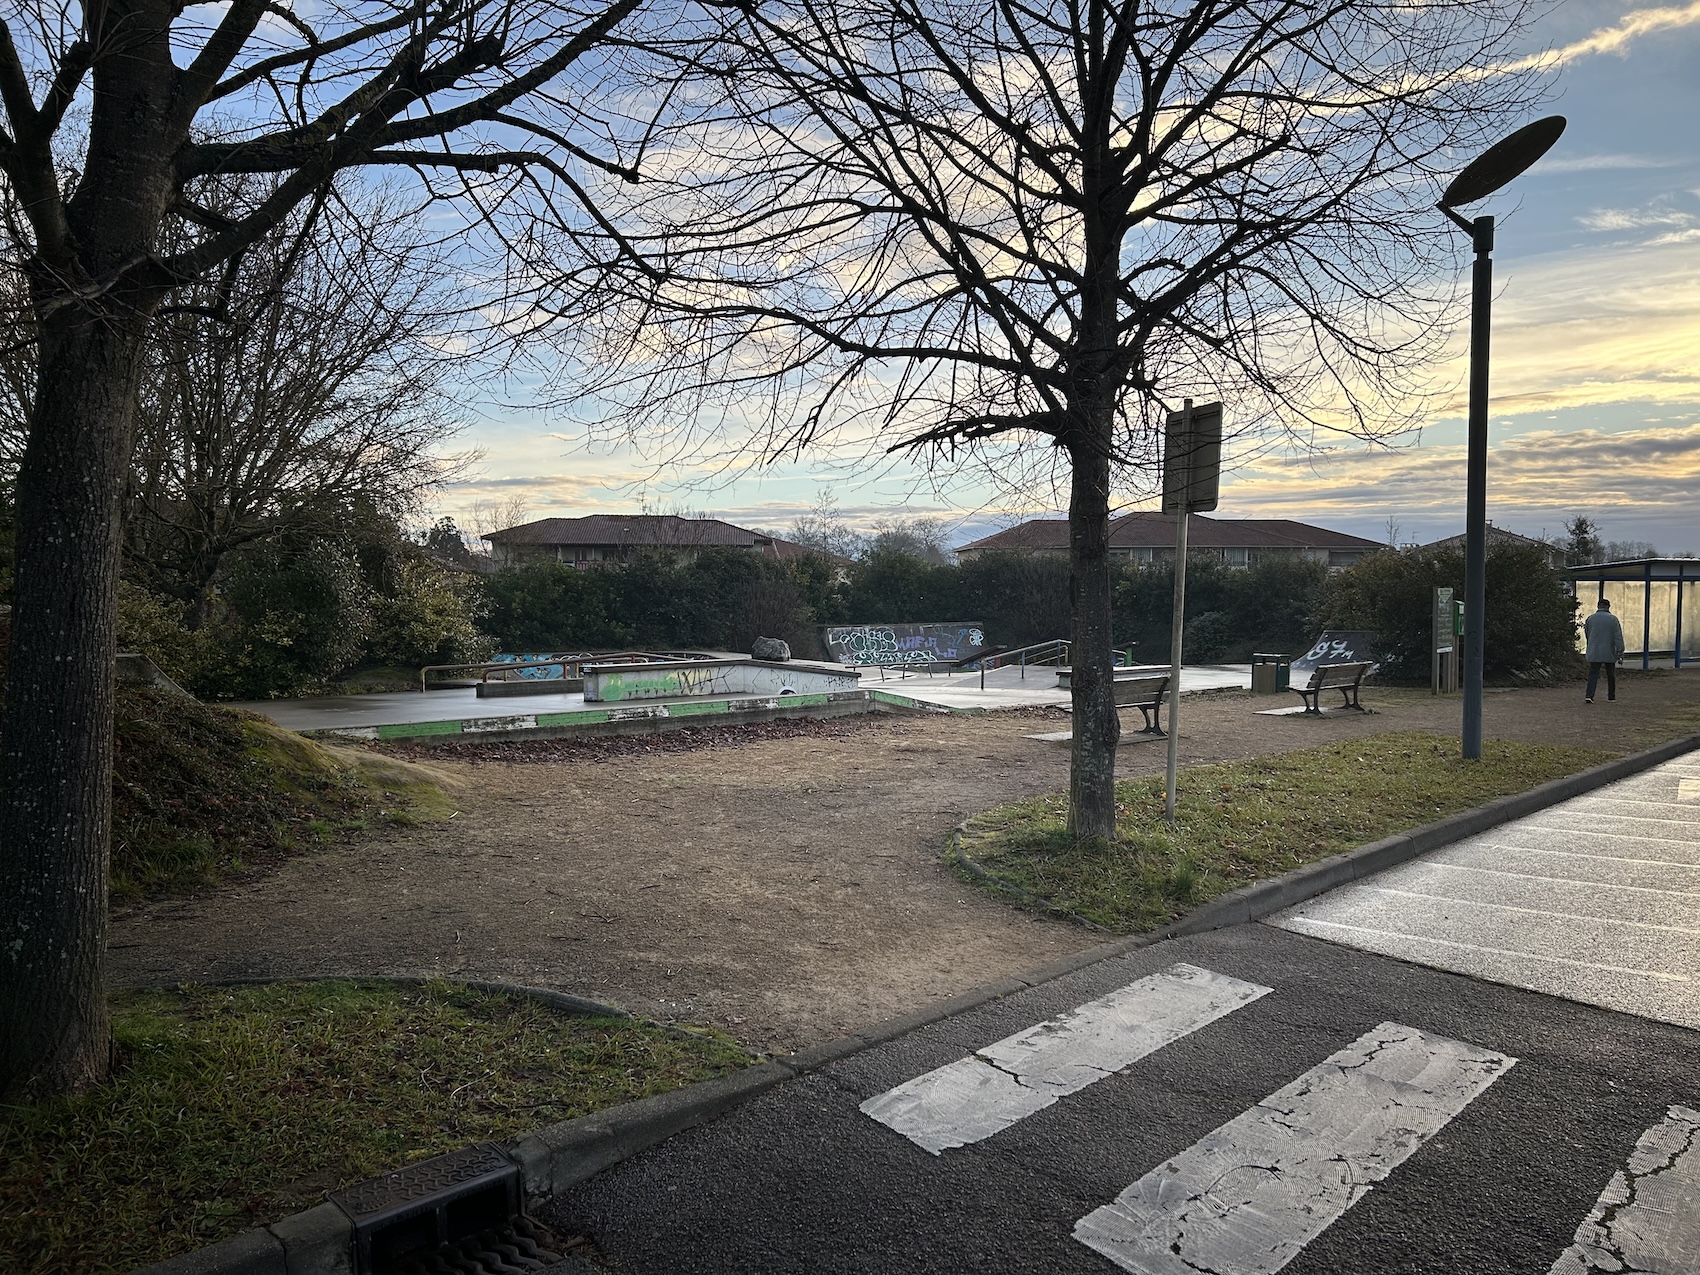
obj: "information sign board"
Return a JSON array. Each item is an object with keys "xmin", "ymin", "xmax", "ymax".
[{"xmin": 1161, "ymin": 401, "xmax": 1223, "ymax": 514}]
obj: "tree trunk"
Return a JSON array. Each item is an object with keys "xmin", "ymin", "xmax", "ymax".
[
  {"xmin": 0, "ymin": 309, "xmax": 148, "ymax": 1099},
  {"xmin": 1067, "ymin": 434, "xmax": 1120, "ymax": 843}
]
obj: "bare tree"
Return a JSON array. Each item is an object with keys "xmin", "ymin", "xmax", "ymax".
[
  {"xmin": 0, "ymin": 0, "xmax": 651, "ymax": 1098},
  {"xmin": 116, "ymin": 183, "xmax": 472, "ymax": 624},
  {"xmin": 542, "ymin": 0, "xmax": 1545, "ymax": 841}
]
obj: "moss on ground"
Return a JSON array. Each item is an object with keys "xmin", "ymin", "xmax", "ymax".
[
  {"xmin": 956, "ymin": 731, "xmax": 1612, "ymax": 933},
  {"xmin": 110, "ymin": 686, "xmax": 456, "ymax": 901},
  {"xmin": 0, "ymin": 980, "xmax": 751, "ymax": 1275}
]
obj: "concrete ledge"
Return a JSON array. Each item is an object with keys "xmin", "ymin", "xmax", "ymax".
[{"xmin": 476, "ymin": 677, "xmax": 585, "ymax": 697}]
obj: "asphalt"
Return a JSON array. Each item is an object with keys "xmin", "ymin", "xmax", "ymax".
[
  {"xmin": 1272, "ymin": 752, "xmax": 1700, "ymax": 1030},
  {"xmin": 538, "ymin": 923, "xmax": 1700, "ymax": 1274}
]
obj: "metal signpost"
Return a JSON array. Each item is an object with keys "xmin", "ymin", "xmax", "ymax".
[
  {"xmin": 1162, "ymin": 399, "xmax": 1223, "ymax": 823},
  {"xmin": 1432, "ymin": 586, "xmax": 1457, "ymax": 695}
]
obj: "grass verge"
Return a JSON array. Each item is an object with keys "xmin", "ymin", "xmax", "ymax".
[
  {"xmin": 956, "ymin": 731, "xmax": 1612, "ymax": 933},
  {"xmin": 111, "ymin": 686, "xmax": 458, "ymax": 901},
  {"xmin": 0, "ymin": 980, "xmax": 750, "ymax": 1275}
]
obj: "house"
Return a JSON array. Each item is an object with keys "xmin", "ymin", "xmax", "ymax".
[
  {"xmin": 482, "ymin": 514, "xmax": 823, "ymax": 568},
  {"xmin": 956, "ymin": 512, "xmax": 1382, "ymax": 568},
  {"xmin": 1421, "ymin": 525, "xmax": 1567, "ymax": 571}
]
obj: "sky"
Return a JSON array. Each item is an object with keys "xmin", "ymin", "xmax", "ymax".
[{"xmin": 432, "ymin": 0, "xmax": 1700, "ymax": 555}]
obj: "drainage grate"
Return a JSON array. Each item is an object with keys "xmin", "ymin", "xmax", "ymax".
[
  {"xmin": 377, "ymin": 1215, "xmax": 586, "ymax": 1275},
  {"xmin": 330, "ymin": 1143, "xmax": 522, "ymax": 1274}
]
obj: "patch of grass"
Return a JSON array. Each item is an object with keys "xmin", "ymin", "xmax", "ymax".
[
  {"xmin": 957, "ymin": 731, "xmax": 1612, "ymax": 933},
  {"xmin": 0, "ymin": 980, "xmax": 751, "ymax": 1275},
  {"xmin": 111, "ymin": 687, "xmax": 458, "ymax": 901}
]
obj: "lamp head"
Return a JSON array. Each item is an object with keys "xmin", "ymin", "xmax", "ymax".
[{"xmin": 1440, "ymin": 116, "xmax": 1567, "ymax": 210}]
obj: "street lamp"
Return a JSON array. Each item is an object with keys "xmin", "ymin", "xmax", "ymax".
[{"xmin": 1439, "ymin": 115, "xmax": 1566, "ymax": 761}]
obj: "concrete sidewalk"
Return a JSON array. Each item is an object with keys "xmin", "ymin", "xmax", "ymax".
[{"xmin": 1271, "ymin": 752, "xmax": 1700, "ymax": 1029}]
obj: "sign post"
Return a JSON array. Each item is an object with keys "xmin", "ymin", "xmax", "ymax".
[
  {"xmin": 1432, "ymin": 587, "xmax": 1455, "ymax": 695},
  {"xmin": 1161, "ymin": 400, "xmax": 1223, "ymax": 824}
]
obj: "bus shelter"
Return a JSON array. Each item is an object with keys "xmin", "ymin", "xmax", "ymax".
[{"xmin": 1569, "ymin": 558, "xmax": 1700, "ymax": 670}]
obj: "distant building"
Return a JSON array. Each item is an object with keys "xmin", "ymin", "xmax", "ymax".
[
  {"xmin": 1421, "ymin": 525, "xmax": 1567, "ymax": 571},
  {"xmin": 956, "ymin": 512, "xmax": 1382, "ymax": 569},
  {"xmin": 482, "ymin": 514, "xmax": 824, "ymax": 568}
]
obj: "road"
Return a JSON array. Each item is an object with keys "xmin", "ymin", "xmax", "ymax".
[{"xmin": 539, "ymin": 923, "xmax": 1700, "ymax": 1274}]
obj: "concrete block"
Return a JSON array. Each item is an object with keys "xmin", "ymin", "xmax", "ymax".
[
  {"xmin": 129, "ymin": 1227, "xmax": 286, "ymax": 1275},
  {"xmin": 268, "ymin": 1203, "xmax": 352, "ymax": 1275}
]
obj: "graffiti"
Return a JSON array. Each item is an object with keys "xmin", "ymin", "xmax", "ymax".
[
  {"xmin": 1291, "ymin": 630, "xmax": 1378, "ymax": 674},
  {"xmin": 493, "ymin": 652, "xmax": 571, "ymax": 680},
  {"xmin": 823, "ymin": 622, "xmax": 988, "ymax": 666}
]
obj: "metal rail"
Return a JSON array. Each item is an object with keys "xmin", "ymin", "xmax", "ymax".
[{"xmin": 418, "ymin": 650, "xmax": 715, "ymax": 692}]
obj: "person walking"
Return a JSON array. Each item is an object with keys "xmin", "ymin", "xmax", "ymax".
[{"xmin": 1584, "ymin": 598, "xmax": 1625, "ymax": 703}]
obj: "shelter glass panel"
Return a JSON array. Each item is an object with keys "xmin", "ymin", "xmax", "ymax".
[
  {"xmin": 1684, "ymin": 580, "xmax": 1700, "ymax": 660},
  {"xmin": 1647, "ymin": 582, "xmax": 1678, "ymax": 655}
]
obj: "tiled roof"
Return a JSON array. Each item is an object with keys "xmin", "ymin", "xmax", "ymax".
[
  {"xmin": 481, "ymin": 515, "xmax": 842, "ymax": 562},
  {"xmin": 957, "ymin": 512, "xmax": 1382, "ymax": 553},
  {"xmin": 484, "ymin": 515, "xmax": 771, "ymax": 548}
]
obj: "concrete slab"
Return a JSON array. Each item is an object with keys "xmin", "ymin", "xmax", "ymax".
[{"xmin": 1269, "ymin": 755, "xmax": 1700, "ymax": 1030}]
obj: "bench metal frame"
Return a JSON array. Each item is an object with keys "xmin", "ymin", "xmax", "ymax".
[{"xmin": 1290, "ymin": 661, "xmax": 1371, "ymax": 714}]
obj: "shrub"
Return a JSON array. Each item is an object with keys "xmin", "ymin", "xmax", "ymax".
[
  {"xmin": 1319, "ymin": 542, "xmax": 1579, "ymax": 683},
  {"xmin": 366, "ymin": 556, "xmax": 495, "ymax": 668}
]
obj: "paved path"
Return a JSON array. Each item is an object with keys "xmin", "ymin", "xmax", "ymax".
[
  {"xmin": 541, "ymin": 926, "xmax": 1700, "ymax": 1274},
  {"xmin": 1271, "ymin": 752, "xmax": 1700, "ymax": 1030}
]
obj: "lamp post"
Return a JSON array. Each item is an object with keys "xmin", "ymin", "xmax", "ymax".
[{"xmin": 1438, "ymin": 115, "xmax": 1566, "ymax": 760}]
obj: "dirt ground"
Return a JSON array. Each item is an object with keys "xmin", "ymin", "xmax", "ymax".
[{"xmin": 109, "ymin": 671, "xmax": 1700, "ymax": 1055}]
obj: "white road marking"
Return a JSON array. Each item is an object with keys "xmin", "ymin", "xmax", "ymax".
[
  {"xmin": 859, "ymin": 963, "xmax": 1270, "ymax": 1155},
  {"xmin": 1477, "ymin": 843, "xmax": 1700, "ymax": 869},
  {"xmin": 1399, "ymin": 861, "xmax": 1700, "ymax": 900},
  {"xmin": 1548, "ymin": 1105, "xmax": 1700, "ymax": 1273},
  {"xmin": 1280, "ymin": 917, "xmax": 1692, "ymax": 981},
  {"xmin": 1358, "ymin": 885, "xmax": 1700, "ymax": 937},
  {"xmin": 1074, "ymin": 1022, "xmax": 1515, "ymax": 1275}
]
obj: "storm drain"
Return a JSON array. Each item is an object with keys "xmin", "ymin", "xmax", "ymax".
[
  {"xmin": 329, "ymin": 1143, "xmax": 582, "ymax": 1275},
  {"xmin": 378, "ymin": 1215, "xmax": 578, "ymax": 1274}
]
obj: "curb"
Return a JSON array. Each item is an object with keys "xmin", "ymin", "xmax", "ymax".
[{"xmin": 131, "ymin": 729, "xmax": 1700, "ymax": 1275}]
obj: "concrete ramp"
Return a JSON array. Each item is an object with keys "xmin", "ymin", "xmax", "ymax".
[{"xmin": 583, "ymin": 658, "xmax": 861, "ymax": 703}]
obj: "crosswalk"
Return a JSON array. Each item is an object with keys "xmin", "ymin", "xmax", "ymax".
[{"xmin": 857, "ymin": 964, "xmax": 1700, "ymax": 1274}]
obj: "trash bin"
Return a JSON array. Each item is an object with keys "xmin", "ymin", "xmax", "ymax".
[{"xmin": 1250, "ymin": 652, "xmax": 1290, "ymax": 695}]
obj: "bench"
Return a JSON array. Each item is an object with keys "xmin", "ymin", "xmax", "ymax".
[
  {"xmin": 1117, "ymin": 673, "xmax": 1170, "ymax": 734},
  {"xmin": 1289, "ymin": 661, "xmax": 1372, "ymax": 714}
]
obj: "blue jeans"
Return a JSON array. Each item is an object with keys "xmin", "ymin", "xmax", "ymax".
[{"xmin": 1586, "ymin": 662, "xmax": 1616, "ymax": 700}]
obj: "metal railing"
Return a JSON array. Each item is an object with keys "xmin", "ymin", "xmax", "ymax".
[{"xmin": 418, "ymin": 650, "xmax": 715, "ymax": 692}]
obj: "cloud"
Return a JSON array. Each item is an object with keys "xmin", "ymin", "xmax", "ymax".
[
  {"xmin": 1537, "ymin": 153, "xmax": 1682, "ymax": 174},
  {"xmin": 1223, "ymin": 422, "xmax": 1700, "ymax": 527},
  {"xmin": 1577, "ymin": 206, "xmax": 1695, "ymax": 232},
  {"xmin": 1504, "ymin": 0, "xmax": 1700, "ymax": 72}
]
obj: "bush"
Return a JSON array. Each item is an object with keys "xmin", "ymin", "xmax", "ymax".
[
  {"xmin": 1319, "ymin": 542, "xmax": 1579, "ymax": 683},
  {"xmin": 366, "ymin": 557, "xmax": 495, "ymax": 668}
]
